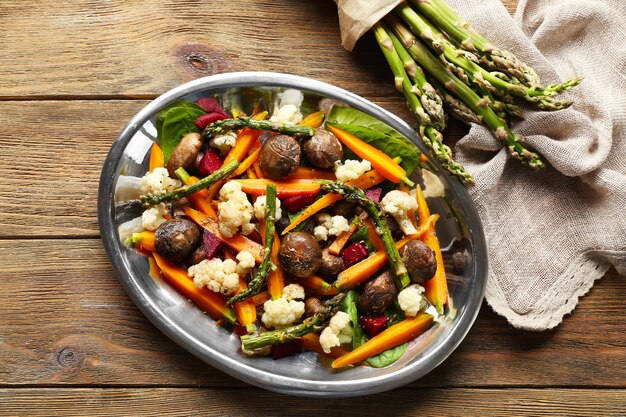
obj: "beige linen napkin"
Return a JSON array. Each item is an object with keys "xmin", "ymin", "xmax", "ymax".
[{"xmin": 334, "ymin": 0, "xmax": 626, "ymax": 330}]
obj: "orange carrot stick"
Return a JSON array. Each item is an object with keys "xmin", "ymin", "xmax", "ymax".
[
  {"xmin": 152, "ymin": 253, "xmax": 236, "ymax": 324},
  {"xmin": 250, "ymin": 291, "xmax": 270, "ymax": 307},
  {"xmin": 176, "ymin": 171, "xmax": 218, "ymax": 218},
  {"xmin": 232, "ymin": 147, "xmax": 261, "ymax": 177},
  {"xmin": 245, "ymin": 167, "xmax": 257, "ymax": 179},
  {"xmin": 327, "ymin": 124, "xmax": 413, "ymax": 186},
  {"xmin": 132, "ymin": 231, "xmax": 156, "ymax": 252},
  {"xmin": 299, "ymin": 111, "xmax": 325, "ymax": 128},
  {"xmin": 267, "ymin": 231, "xmax": 285, "ymax": 300},
  {"xmin": 334, "ymin": 214, "xmax": 438, "ymax": 290},
  {"xmin": 281, "ymin": 169, "xmax": 387, "ymax": 235},
  {"xmin": 331, "ymin": 312, "xmax": 434, "ymax": 368},
  {"xmin": 297, "ymin": 275, "xmax": 338, "ymax": 296},
  {"xmin": 149, "ymin": 142, "xmax": 164, "ymax": 172},
  {"xmin": 301, "ymin": 333, "xmax": 350, "ymax": 359},
  {"xmin": 364, "ymin": 219, "xmax": 384, "ymax": 252},
  {"xmin": 291, "ymin": 166, "xmax": 336, "ymax": 180},
  {"xmin": 415, "ymin": 186, "xmax": 448, "ymax": 313},
  {"xmin": 222, "ymin": 249, "xmax": 258, "ymax": 332},
  {"xmin": 328, "ymin": 223, "xmax": 359, "ymax": 256},
  {"xmin": 235, "ymin": 179, "xmax": 321, "ymax": 198},
  {"xmin": 183, "ymin": 206, "xmax": 264, "ymax": 263},
  {"xmin": 251, "ymin": 160, "xmax": 264, "ymax": 179}
]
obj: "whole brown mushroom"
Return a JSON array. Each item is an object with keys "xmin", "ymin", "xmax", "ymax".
[
  {"xmin": 185, "ymin": 244, "xmax": 206, "ymax": 266},
  {"xmin": 400, "ymin": 240, "xmax": 437, "ymax": 283},
  {"xmin": 167, "ymin": 132, "xmax": 203, "ymax": 177},
  {"xmin": 278, "ymin": 232, "xmax": 322, "ymax": 277},
  {"xmin": 302, "ymin": 128, "xmax": 343, "ymax": 169},
  {"xmin": 304, "ymin": 297, "xmax": 323, "ymax": 318},
  {"xmin": 259, "ymin": 134, "xmax": 301, "ymax": 180},
  {"xmin": 384, "ymin": 213, "xmax": 404, "ymax": 241},
  {"xmin": 317, "ymin": 248, "xmax": 346, "ymax": 280},
  {"xmin": 357, "ymin": 271, "xmax": 398, "ymax": 316},
  {"xmin": 155, "ymin": 218, "xmax": 201, "ymax": 262}
]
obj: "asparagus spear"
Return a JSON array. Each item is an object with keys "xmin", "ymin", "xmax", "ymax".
[
  {"xmin": 201, "ymin": 116, "xmax": 314, "ymax": 140},
  {"xmin": 140, "ymin": 160, "xmax": 238, "ymax": 206},
  {"xmin": 239, "ymin": 293, "xmax": 346, "ymax": 350},
  {"xmin": 227, "ymin": 184, "xmax": 277, "ymax": 305},
  {"xmin": 320, "ymin": 180, "xmax": 411, "ymax": 289},
  {"xmin": 387, "ymin": 14, "xmax": 545, "ymax": 169}
]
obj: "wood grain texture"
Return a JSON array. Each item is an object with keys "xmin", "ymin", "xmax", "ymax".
[
  {"xmin": 0, "ymin": 388, "xmax": 624, "ymax": 417},
  {"xmin": 1, "ymin": 239, "xmax": 623, "ymax": 387}
]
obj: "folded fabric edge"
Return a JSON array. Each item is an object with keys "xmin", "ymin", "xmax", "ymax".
[{"xmin": 334, "ymin": 0, "xmax": 404, "ymax": 51}]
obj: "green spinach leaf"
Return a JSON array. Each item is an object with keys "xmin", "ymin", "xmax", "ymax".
[
  {"xmin": 155, "ymin": 100, "xmax": 205, "ymax": 140},
  {"xmin": 366, "ymin": 342, "xmax": 408, "ymax": 368},
  {"xmin": 160, "ymin": 105, "xmax": 206, "ymax": 163}
]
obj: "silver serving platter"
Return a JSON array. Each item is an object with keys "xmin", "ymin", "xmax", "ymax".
[{"xmin": 98, "ymin": 72, "xmax": 487, "ymax": 397}]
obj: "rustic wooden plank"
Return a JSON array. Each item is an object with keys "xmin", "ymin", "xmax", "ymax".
[
  {"xmin": 0, "ymin": 0, "xmax": 518, "ymax": 98},
  {"xmin": 0, "ymin": 387, "xmax": 623, "ymax": 416},
  {"xmin": 1, "ymin": 239, "xmax": 623, "ymax": 387}
]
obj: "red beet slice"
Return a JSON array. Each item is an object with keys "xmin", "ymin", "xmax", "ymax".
[
  {"xmin": 365, "ymin": 187, "xmax": 383, "ymax": 203},
  {"xmin": 281, "ymin": 194, "xmax": 318, "ymax": 213},
  {"xmin": 341, "ymin": 241, "xmax": 369, "ymax": 267},
  {"xmin": 194, "ymin": 112, "xmax": 229, "ymax": 130},
  {"xmin": 359, "ymin": 315, "xmax": 390, "ymax": 338},
  {"xmin": 203, "ymin": 229, "xmax": 224, "ymax": 259},
  {"xmin": 194, "ymin": 97, "xmax": 229, "ymax": 117},
  {"xmin": 271, "ymin": 339, "xmax": 303, "ymax": 360},
  {"xmin": 198, "ymin": 148, "xmax": 224, "ymax": 176}
]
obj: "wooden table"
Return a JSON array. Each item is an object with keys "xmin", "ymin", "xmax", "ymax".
[{"xmin": 1, "ymin": 1, "xmax": 624, "ymax": 415}]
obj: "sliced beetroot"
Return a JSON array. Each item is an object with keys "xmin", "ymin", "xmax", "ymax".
[
  {"xmin": 271, "ymin": 339, "xmax": 303, "ymax": 360},
  {"xmin": 341, "ymin": 241, "xmax": 369, "ymax": 267},
  {"xmin": 281, "ymin": 194, "xmax": 318, "ymax": 213},
  {"xmin": 194, "ymin": 97, "xmax": 229, "ymax": 116},
  {"xmin": 359, "ymin": 315, "xmax": 390, "ymax": 338},
  {"xmin": 194, "ymin": 112, "xmax": 229, "ymax": 130},
  {"xmin": 199, "ymin": 148, "xmax": 224, "ymax": 176},
  {"xmin": 203, "ymin": 229, "xmax": 224, "ymax": 259},
  {"xmin": 365, "ymin": 187, "xmax": 383, "ymax": 203}
]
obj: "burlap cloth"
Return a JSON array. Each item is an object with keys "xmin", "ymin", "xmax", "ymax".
[{"xmin": 334, "ymin": 0, "xmax": 626, "ymax": 330}]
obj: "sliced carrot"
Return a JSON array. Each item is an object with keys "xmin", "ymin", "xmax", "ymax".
[
  {"xmin": 297, "ymin": 275, "xmax": 338, "ymax": 296},
  {"xmin": 149, "ymin": 142, "xmax": 164, "ymax": 172},
  {"xmin": 148, "ymin": 256, "xmax": 163, "ymax": 280},
  {"xmin": 328, "ymin": 223, "xmax": 359, "ymax": 256},
  {"xmin": 364, "ymin": 218, "xmax": 384, "ymax": 252},
  {"xmin": 132, "ymin": 231, "xmax": 156, "ymax": 252},
  {"xmin": 334, "ymin": 214, "xmax": 439, "ymax": 290},
  {"xmin": 177, "ymin": 172, "xmax": 218, "ymax": 218},
  {"xmin": 250, "ymin": 291, "xmax": 270, "ymax": 307},
  {"xmin": 299, "ymin": 111, "xmax": 325, "ymax": 128},
  {"xmin": 183, "ymin": 206, "xmax": 264, "ymax": 263},
  {"xmin": 267, "ymin": 231, "xmax": 285, "ymax": 300},
  {"xmin": 281, "ymin": 169, "xmax": 387, "ymax": 235},
  {"xmin": 301, "ymin": 333, "xmax": 350, "ymax": 359},
  {"xmin": 291, "ymin": 166, "xmax": 336, "ymax": 180},
  {"xmin": 234, "ymin": 276, "xmax": 258, "ymax": 333},
  {"xmin": 327, "ymin": 124, "xmax": 412, "ymax": 186},
  {"xmin": 331, "ymin": 312, "xmax": 433, "ymax": 368},
  {"xmin": 232, "ymin": 148, "xmax": 261, "ymax": 177},
  {"xmin": 251, "ymin": 160, "xmax": 264, "ymax": 179},
  {"xmin": 415, "ymin": 185, "xmax": 448, "ymax": 313},
  {"xmin": 152, "ymin": 253, "xmax": 236, "ymax": 324},
  {"xmin": 236, "ymin": 179, "xmax": 321, "ymax": 198}
]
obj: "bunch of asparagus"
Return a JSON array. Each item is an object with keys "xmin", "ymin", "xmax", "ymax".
[{"xmin": 372, "ymin": 0, "xmax": 581, "ymax": 183}]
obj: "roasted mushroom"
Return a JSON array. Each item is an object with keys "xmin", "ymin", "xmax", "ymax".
[
  {"xmin": 185, "ymin": 244, "xmax": 207, "ymax": 266},
  {"xmin": 259, "ymin": 134, "xmax": 301, "ymax": 180},
  {"xmin": 278, "ymin": 232, "xmax": 322, "ymax": 277},
  {"xmin": 275, "ymin": 215, "xmax": 291, "ymax": 235},
  {"xmin": 166, "ymin": 132, "xmax": 203, "ymax": 177},
  {"xmin": 317, "ymin": 248, "xmax": 346, "ymax": 280},
  {"xmin": 155, "ymin": 218, "xmax": 201, "ymax": 262},
  {"xmin": 357, "ymin": 271, "xmax": 398, "ymax": 315},
  {"xmin": 384, "ymin": 213, "xmax": 404, "ymax": 241},
  {"xmin": 304, "ymin": 297, "xmax": 323, "ymax": 318},
  {"xmin": 302, "ymin": 128, "xmax": 343, "ymax": 169},
  {"xmin": 400, "ymin": 240, "xmax": 437, "ymax": 283},
  {"xmin": 332, "ymin": 200, "xmax": 356, "ymax": 220}
]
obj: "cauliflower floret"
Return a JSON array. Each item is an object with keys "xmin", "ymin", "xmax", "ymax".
[
  {"xmin": 261, "ymin": 297, "xmax": 305, "ymax": 329},
  {"xmin": 398, "ymin": 284, "xmax": 428, "ymax": 317},
  {"xmin": 253, "ymin": 195, "xmax": 282, "ymax": 221},
  {"xmin": 189, "ymin": 258, "xmax": 240, "ymax": 296},
  {"xmin": 141, "ymin": 203, "xmax": 168, "ymax": 231},
  {"xmin": 210, "ymin": 132, "xmax": 237, "ymax": 155},
  {"xmin": 218, "ymin": 181, "xmax": 254, "ymax": 238},
  {"xmin": 140, "ymin": 167, "xmax": 181, "ymax": 195},
  {"xmin": 421, "ymin": 169, "xmax": 446, "ymax": 198},
  {"xmin": 236, "ymin": 250, "xmax": 256, "ymax": 276},
  {"xmin": 313, "ymin": 213, "xmax": 351, "ymax": 241},
  {"xmin": 381, "ymin": 190, "xmax": 419, "ymax": 235},
  {"xmin": 319, "ymin": 311, "xmax": 351, "ymax": 353},
  {"xmin": 277, "ymin": 89, "xmax": 304, "ymax": 108},
  {"xmin": 282, "ymin": 284, "xmax": 305, "ymax": 301},
  {"xmin": 334, "ymin": 159, "xmax": 372, "ymax": 182},
  {"xmin": 269, "ymin": 104, "xmax": 303, "ymax": 124}
]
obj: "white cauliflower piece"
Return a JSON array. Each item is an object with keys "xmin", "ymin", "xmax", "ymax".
[
  {"xmin": 209, "ymin": 132, "xmax": 237, "ymax": 155},
  {"xmin": 253, "ymin": 195, "xmax": 282, "ymax": 221},
  {"xmin": 189, "ymin": 258, "xmax": 240, "ymax": 296},
  {"xmin": 141, "ymin": 203, "xmax": 168, "ymax": 231},
  {"xmin": 269, "ymin": 104, "xmax": 303, "ymax": 124},
  {"xmin": 381, "ymin": 190, "xmax": 419, "ymax": 235},
  {"xmin": 218, "ymin": 181, "xmax": 254, "ymax": 238},
  {"xmin": 235, "ymin": 250, "xmax": 256, "ymax": 276},
  {"xmin": 421, "ymin": 169, "xmax": 446, "ymax": 198},
  {"xmin": 319, "ymin": 311, "xmax": 351, "ymax": 353},
  {"xmin": 334, "ymin": 159, "xmax": 372, "ymax": 182},
  {"xmin": 277, "ymin": 89, "xmax": 304, "ymax": 108},
  {"xmin": 398, "ymin": 284, "xmax": 428, "ymax": 317},
  {"xmin": 313, "ymin": 213, "xmax": 351, "ymax": 241},
  {"xmin": 282, "ymin": 284, "xmax": 305, "ymax": 301},
  {"xmin": 261, "ymin": 297, "xmax": 305, "ymax": 329},
  {"xmin": 140, "ymin": 167, "xmax": 181, "ymax": 195}
]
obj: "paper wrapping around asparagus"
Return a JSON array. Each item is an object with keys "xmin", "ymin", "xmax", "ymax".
[{"xmin": 333, "ymin": 0, "xmax": 401, "ymax": 51}]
